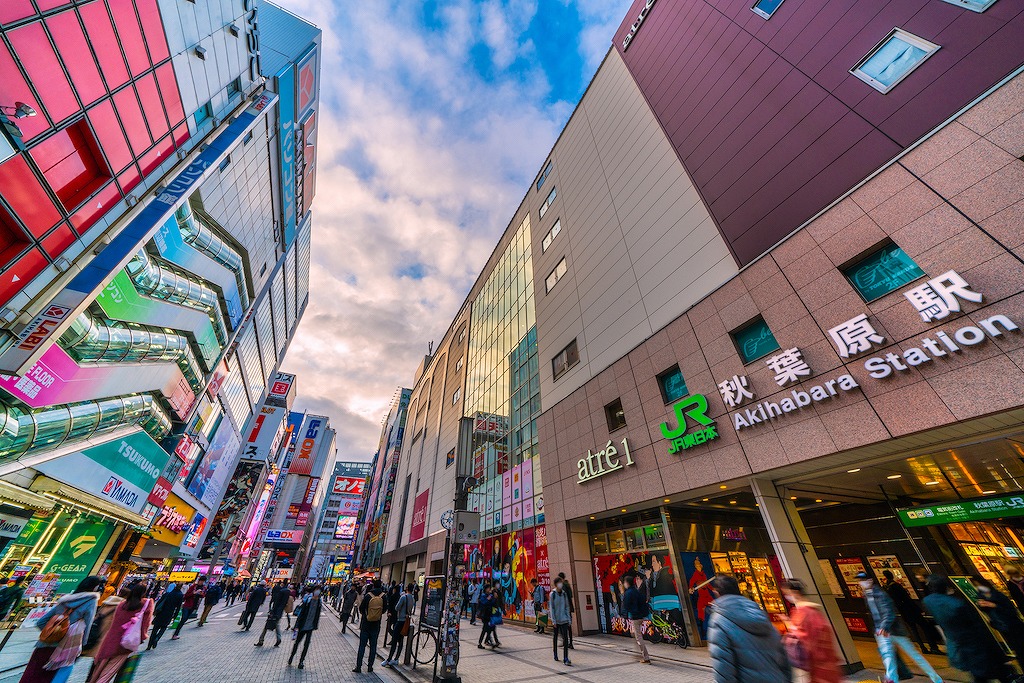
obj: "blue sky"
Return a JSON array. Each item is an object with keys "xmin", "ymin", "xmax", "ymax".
[{"xmin": 278, "ymin": 0, "xmax": 632, "ymax": 461}]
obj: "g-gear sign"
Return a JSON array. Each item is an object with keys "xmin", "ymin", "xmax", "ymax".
[{"xmin": 332, "ymin": 476, "xmax": 365, "ymax": 496}]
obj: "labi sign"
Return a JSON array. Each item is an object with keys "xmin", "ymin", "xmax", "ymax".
[
  {"xmin": 660, "ymin": 394, "xmax": 719, "ymax": 455},
  {"xmin": 577, "ymin": 438, "xmax": 634, "ymax": 484}
]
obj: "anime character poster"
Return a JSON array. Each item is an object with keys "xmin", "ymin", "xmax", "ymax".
[
  {"xmin": 681, "ymin": 552, "xmax": 715, "ymax": 639},
  {"xmin": 463, "ymin": 526, "xmax": 545, "ymax": 622},
  {"xmin": 594, "ymin": 551, "xmax": 684, "ymax": 641}
]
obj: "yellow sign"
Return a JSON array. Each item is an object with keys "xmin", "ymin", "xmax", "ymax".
[
  {"xmin": 148, "ymin": 493, "xmax": 195, "ymax": 546},
  {"xmin": 169, "ymin": 571, "xmax": 199, "ymax": 583}
]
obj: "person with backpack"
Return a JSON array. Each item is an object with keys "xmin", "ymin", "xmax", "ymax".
[
  {"xmin": 197, "ymin": 580, "xmax": 222, "ymax": 627},
  {"xmin": 170, "ymin": 577, "xmax": 205, "ymax": 640},
  {"xmin": 708, "ymin": 574, "xmax": 791, "ymax": 683},
  {"xmin": 550, "ymin": 578, "xmax": 573, "ymax": 666},
  {"xmin": 146, "ymin": 582, "xmax": 182, "ymax": 650},
  {"xmin": 531, "ymin": 578, "xmax": 546, "ymax": 633},
  {"xmin": 88, "ymin": 583, "xmax": 153, "ymax": 683},
  {"xmin": 353, "ymin": 582, "xmax": 385, "ymax": 673},
  {"xmin": 621, "ymin": 573, "xmax": 651, "ymax": 664},
  {"xmin": 288, "ymin": 586, "xmax": 322, "ymax": 670},
  {"xmin": 382, "ymin": 583, "xmax": 415, "ymax": 668},
  {"xmin": 20, "ymin": 576, "xmax": 104, "ymax": 683}
]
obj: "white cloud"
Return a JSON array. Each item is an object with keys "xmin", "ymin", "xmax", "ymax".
[{"xmin": 274, "ymin": 0, "xmax": 628, "ymax": 462}]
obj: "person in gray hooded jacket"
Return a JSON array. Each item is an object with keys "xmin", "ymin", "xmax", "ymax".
[{"xmin": 706, "ymin": 575, "xmax": 790, "ymax": 683}]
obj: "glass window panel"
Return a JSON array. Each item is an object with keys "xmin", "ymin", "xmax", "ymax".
[
  {"xmin": 88, "ymin": 100, "xmax": 132, "ymax": 171},
  {"xmin": 135, "ymin": 73, "xmax": 168, "ymax": 139},
  {"xmin": 733, "ymin": 317, "xmax": 781, "ymax": 364},
  {"xmin": 155, "ymin": 63, "xmax": 186, "ymax": 126},
  {"xmin": 843, "ymin": 241, "xmax": 924, "ymax": 302},
  {"xmin": 0, "ymin": 0, "xmax": 35, "ymax": 25},
  {"xmin": 657, "ymin": 365, "xmax": 688, "ymax": 403},
  {"xmin": 31, "ymin": 120, "xmax": 110, "ymax": 210},
  {"xmin": 112, "ymin": 87, "xmax": 150, "ymax": 154},
  {"xmin": 116, "ymin": 164, "xmax": 141, "ymax": 194},
  {"xmin": 79, "ymin": 1, "xmax": 130, "ymax": 88},
  {"xmin": 0, "ymin": 156, "xmax": 61, "ymax": 238},
  {"xmin": 46, "ymin": 12, "xmax": 106, "ymax": 106},
  {"xmin": 134, "ymin": 0, "xmax": 170, "ymax": 62},
  {"xmin": 36, "ymin": 0, "xmax": 73, "ymax": 9},
  {"xmin": 852, "ymin": 30, "xmax": 938, "ymax": 93},
  {"xmin": 108, "ymin": 0, "xmax": 149, "ymax": 75},
  {"xmin": 8, "ymin": 23, "xmax": 78, "ymax": 124},
  {"xmin": 0, "ymin": 43, "xmax": 47, "ymax": 141},
  {"xmin": 751, "ymin": 0, "xmax": 784, "ymax": 18},
  {"xmin": 40, "ymin": 223, "xmax": 76, "ymax": 258},
  {"xmin": 139, "ymin": 135, "xmax": 172, "ymax": 177}
]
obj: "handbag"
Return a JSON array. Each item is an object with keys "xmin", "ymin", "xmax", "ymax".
[
  {"xmin": 43, "ymin": 617, "xmax": 85, "ymax": 671},
  {"xmin": 120, "ymin": 600, "xmax": 149, "ymax": 652},
  {"xmin": 489, "ymin": 613, "xmax": 503, "ymax": 627},
  {"xmin": 39, "ymin": 607, "xmax": 72, "ymax": 644},
  {"xmin": 784, "ymin": 633, "xmax": 810, "ymax": 670},
  {"xmin": 401, "ymin": 620, "xmax": 410, "ymax": 637}
]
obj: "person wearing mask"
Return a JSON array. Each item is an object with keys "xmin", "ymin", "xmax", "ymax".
[
  {"xmin": 0, "ymin": 576, "xmax": 27, "ymax": 620},
  {"xmin": 621, "ymin": 573, "xmax": 652, "ymax": 665},
  {"xmin": 924, "ymin": 574, "xmax": 1010, "ymax": 683},
  {"xmin": 1004, "ymin": 565, "xmax": 1024, "ymax": 612},
  {"xmin": 20, "ymin": 576, "xmax": 104, "ymax": 683},
  {"xmin": 707, "ymin": 574, "xmax": 790, "ymax": 683},
  {"xmin": 382, "ymin": 583, "xmax": 415, "ymax": 668},
  {"xmin": 971, "ymin": 577, "xmax": 1024, "ymax": 665},
  {"xmin": 240, "ymin": 580, "xmax": 267, "ymax": 631},
  {"xmin": 477, "ymin": 584, "xmax": 498, "ymax": 649},
  {"xmin": 88, "ymin": 583, "xmax": 152, "ymax": 683},
  {"xmin": 339, "ymin": 582, "xmax": 359, "ymax": 633},
  {"xmin": 197, "ymin": 580, "xmax": 222, "ymax": 627},
  {"xmin": 146, "ymin": 582, "xmax": 182, "ymax": 650},
  {"xmin": 353, "ymin": 581, "xmax": 385, "ymax": 673},
  {"xmin": 550, "ymin": 578, "xmax": 573, "ymax": 666},
  {"xmin": 469, "ymin": 580, "xmax": 482, "ymax": 626},
  {"xmin": 857, "ymin": 571, "xmax": 942, "ymax": 683},
  {"xmin": 557, "ymin": 572, "xmax": 575, "ymax": 649},
  {"xmin": 171, "ymin": 578, "xmax": 205, "ymax": 640},
  {"xmin": 531, "ymin": 578, "xmax": 546, "ymax": 634},
  {"xmin": 256, "ymin": 581, "xmax": 291, "ymax": 648},
  {"xmin": 882, "ymin": 570, "xmax": 941, "ymax": 655},
  {"xmin": 779, "ymin": 578, "xmax": 841, "ymax": 683},
  {"xmin": 288, "ymin": 587, "xmax": 321, "ymax": 670},
  {"xmin": 383, "ymin": 581, "xmax": 400, "ymax": 648}
]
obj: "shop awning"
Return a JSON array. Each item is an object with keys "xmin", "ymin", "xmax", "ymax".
[
  {"xmin": 0, "ymin": 479, "xmax": 57, "ymax": 511},
  {"xmin": 30, "ymin": 476, "xmax": 150, "ymax": 527}
]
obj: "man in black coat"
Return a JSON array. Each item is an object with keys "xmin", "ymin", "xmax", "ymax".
[
  {"xmin": 147, "ymin": 583, "xmax": 184, "ymax": 649},
  {"xmin": 289, "ymin": 587, "xmax": 322, "ymax": 670},
  {"xmin": 198, "ymin": 580, "xmax": 222, "ymax": 626},
  {"xmin": 255, "ymin": 581, "xmax": 291, "ymax": 647},
  {"xmin": 241, "ymin": 580, "xmax": 268, "ymax": 631}
]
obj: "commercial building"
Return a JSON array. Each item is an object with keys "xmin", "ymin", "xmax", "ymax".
[
  {"xmin": 364, "ymin": 0, "xmax": 1024, "ymax": 670},
  {"xmin": 306, "ymin": 460, "xmax": 371, "ymax": 582},
  {"xmin": 0, "ymin": 0, "xmax": 319, "ymax": 607}
]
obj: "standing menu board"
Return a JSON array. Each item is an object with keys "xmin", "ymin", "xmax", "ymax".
[{"xmin": 421, "ymin": 575, "xmax": 445, "ymax": 629}]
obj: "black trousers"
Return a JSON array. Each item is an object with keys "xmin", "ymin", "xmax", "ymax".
[
  {"xmin": 356, "ymin": 621, "xmax": 381, "ymax": 668},
  {"xmin": 387, "ymin": 620, "xmax": 407, "ymax": 661},
  {"xmin": 242, "ymin": 609, "xmax": 258, "ymax": 630},
  {"xmin": 553, "ymin": 623, "xmax": 570, "ymax": 660},
  {"xmin": 290, "ymin": 629, "xmax": 313, "ymax": 663},
  {"xmin": 149, "ymin": 622, "xmax": 170, "ymax": 647}
]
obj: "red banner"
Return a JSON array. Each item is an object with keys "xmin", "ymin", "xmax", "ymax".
[{"xmin": 409, "ymin": 489, "xmax": 429, "ymax": 542}]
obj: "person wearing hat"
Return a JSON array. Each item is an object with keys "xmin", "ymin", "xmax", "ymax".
[{"xmin": 856, "ymin": 571, "xmax": 942, "ymax": 683}]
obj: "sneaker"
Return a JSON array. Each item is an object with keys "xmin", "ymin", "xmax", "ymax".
[
  {"xmin": 297, "ymin": 663, "xmax": 304, "ymax": 670},
  {"xmin": 478, "ymin": 644, "xmax": 485, "ymax": 649},
  {"xmin": 351, "ymin": 668, "xmax": 362, "ymax": 673},
  {"xmin": 254, "ymin": 642, "xmax": 263, "ymax": 647},
  {"xmin": 170, "ymin": 636, "xmax": 180, "ymax": 640},
  {"xmin": 553, "ymin": 654, "xmax": 559, "ymax": 661},
  {"xmin": 367, "ymin": 666, "xmax": 373, "ymax": 673},
  {"xmin": 641, "ymin": 659, "xmax": 652, "ymax": 665},
  {"xmin": 381, "ymin": 661, "xmax": 392, "ymax": 668},
  {"xmin": 564, "ymin": 658, "xmax": 572, "ymax": 666}
]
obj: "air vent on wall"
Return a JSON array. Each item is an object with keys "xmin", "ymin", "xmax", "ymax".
[{"xmin": 194, "ymin": 46, "xmax": 207, "ymax": 60}]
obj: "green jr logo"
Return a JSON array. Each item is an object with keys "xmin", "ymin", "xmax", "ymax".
[{"xmin": 660, "ymin": 394, "xmax": 718, "ymax": 455}]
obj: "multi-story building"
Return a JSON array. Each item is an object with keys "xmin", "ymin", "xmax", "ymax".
[
  {"xmin": 306, "ymin": 460, "xmax": 371, "ymax": 581},
  {"xmin": 365, "ymin": 0, "xmax": 1024, "ymax": 671},
  {"xmin": 0, "ymin": 0, "xmax": 320, "ymax": 605}
]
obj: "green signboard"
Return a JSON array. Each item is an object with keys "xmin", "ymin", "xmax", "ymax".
[
  {"xmin": 11, "ymin": 515, "xmax": 50, "ymax": 547},
  {"xmin": 43, "ymin": 519, "xmax": 115, "ymax": 594},
  {"xmin": 897, "ymin": 494, "xmax": 1024, "ymax": 528}
]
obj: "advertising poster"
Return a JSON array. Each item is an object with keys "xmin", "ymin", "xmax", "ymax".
[
  {"xmin": 43, "ymin": 520, "xmax": 115, "ymax": 594},
  {"xmin": 187, "ymin": 421, "xmax": 242, "ymax": 508},
  {"xmin": 240, "ymin": 405, "xmax": 287, "ymax": 461},
  {"xmin": 181, "ymin": 513, "xmax": 207, "ymax": 551},
  {"xmin": 289, "ymin": 415, "xmax": 326, "ymax": 476},
  {"xmin": 338, "ymin": 495, "xmax": 362, "ymax": 516},
  {"xmin": 594, "ymin": 551, "xmax": 684, "ymax": 642},
  {"xmin": 296, "ymin": 477, "xmax": 320, "ymax": 527},
  {"xmin": 149, "ymin": 494, "xmax": 195, "ymax": 546},
  {"xmin": 835, "ymin": 558, "xmax": 868, "ymax": 598},
  {"xmin": 334, "ymin": 516, "xmax": 357, "ymax": 539},
  {"xmin": 409, "ymin": 489, "xmax": 429, "ymax": 543},
  {"xmin": 421, "ymin": 576, "xmax": 445, "ymax": 629},
  {"xmin": 867, "ymin": 555, "xmax": 918, "ymax": 599},
  {"xmin": 680, "ymin": 552, "xmax": 715, "ymax": 639},
  {"xmin": 197, "ymin": 460, "xmax": 265, "ymax": 559},
  {"xmin": 818, "ymin": 559, "xmax": 846, "ymax": 597}
]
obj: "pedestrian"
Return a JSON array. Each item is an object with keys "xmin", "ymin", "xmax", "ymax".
[
  {"xmin": 469, "ymin": 580, "xmax": 481, "ymax": 625},
  {"xmin": 461, "ymin": 580, "xmax": 470, "ymax": 619},
  {"xmin": 20, "ymin": 575, "xmax": 103, "ymax": 683},
  {"xmin": 240, "ymin": 580, "xmax": 267, "ymax": 631},
  {"xmin": 83, "ymin": 584, "xmax": 126, "ymax": 668},
  {"xmin": 171, "ymin": 577, "xmax": 205, "ymax": 640},
  {"xmin": 707, "ymin": 574, "xmax": 790, "ymax": 683},
  {"xmin": 382, "ymin": 583, "xmax": 415, "ymax": 668},
  {"xmin": 550, "ymin": 577, "xmax": 573, "ymax": 666},
  {"xmin": 856, "ymin": 571, "xmax": 942, "ymax": 683},
  {"xmin": 477, "ymin": 585, "xmax": 500, "ymax": 648},
  {"xmin": 0, "ymin": 576, "xmax": 27, "ymax": 620},
  {"xmin": 256, "ymin": 581, "xmax": 290, "ymax": 647},
  {"xmin": 971, "ymin": 577, "xmax": 1024, "ymax": 665},
  {"xmin": 353, "ymin": 581, "xmax": 385, "ymax": 673},
  {"xmin": 383, "ymin": 581, "xmax": 400, "ymax": 648},
  {"xmin": 146, "ymin": 582, "xmax": 182, "ymax": 650},
  {"xmin": 882, "ymin": 569, "xmax": 941, "ymax": 655},
  {"xmin": 1004, "ymin": 565, "xmax": 1024, "ymax": 612},
  {"xmin": 557, "ymin": 572, "xmax": 575, "ymax": 648},
  {"xmin": 339, "ymin": 582, "xmax": 358, "ymax": 633},
  {"xmin": 923, "ymin": 574, "xmax": 1012, "ymax": 683},
  {"xmin": 286, "ymin": 583, "xmax": 297, "ymax": 629},
  {"xmin": 197, "ymin": 580, "xmax": 222, "ymax": 627},
  {"xmin": 531, "ymin": 578, "xmax": 546, "ymax": 633},
  {"xmin": 620, "ymin": 573, "xmax": 651, "ymax": 664},
  {"xmin": 288, "ymin": 586, "xmax": 322, "ymax": 670},
  {"xmin": 88, "ymin": 583, "xmax": 153, "ymax": 683},
  {"xmin": 779, "ymin": 578, "xmax": 841, "ymax": 683}
]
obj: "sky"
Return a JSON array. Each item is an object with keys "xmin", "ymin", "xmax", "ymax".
[{"xmin": 276, "ymin": 0, "xmax": 633, "ymax": 463}]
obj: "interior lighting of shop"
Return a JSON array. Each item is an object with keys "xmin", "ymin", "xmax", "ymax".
[
  {"xmin": 926, "ymin": 481, "xmax": 940, "ymax": 485},
  {"xmin": 887, "ymin": 474, "xmax": 902, "ymax": 479},
  {"xmin": 983, "ymin": 490, "xmax": 996, "ymax": 494},
  {"xmin": 847, "ymin": 468, "xmax": 861, "ymax": 473},
  {"xmin": 620, "ymin": 508, "xmax": 627, "ymax": 512},
  {"xmin": 729, "ymin": 500, "xmax": 737, "ymax": 504},
  {"xmin": 719, "ymin": 485, "xmax": 727, "ymax": 489},
  {"xmin": 663, "ymin": 498, "xmax": 670, "ymax": 503},
  {"xmin": 702, "ymin": 498, "xmax": 709, "ymax": 501}
]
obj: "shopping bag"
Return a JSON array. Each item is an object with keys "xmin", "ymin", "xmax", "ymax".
[
  {"xmin": 113, "ymin": 654, "xmax": 142, "ymax": 683},
  {"xmin": 489, "ymin": 614, "xmax": 503, "ymax": 627}
]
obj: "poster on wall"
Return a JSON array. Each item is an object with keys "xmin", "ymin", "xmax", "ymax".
[
  {"xmin": 818, "ymin": 558, "xmax": 845, "ymax": 597},
  {"xmin": 835, "ymin": 557, "xmax": 868, "ymax": 598},
  {"xmin": 594, "ymin": 551, "xmax": 684, "ymax": 643},
  {"xmin": 43, "ymin": 519, "xmax": 115, "ymax": 594},
  {"xmin": 187, "ymin": 422, "xmax": 242, "ymax": 508},
  {"xmin": 469, "ymin": 526, "xmax": 547, "ymax": 622},
  {"xmin": 680, "ymin": 552, "xmax": 715, "ymax": 640},
  {"xmin": 867, "ymin": 555, "xmax": 918, "ymax": 599}
]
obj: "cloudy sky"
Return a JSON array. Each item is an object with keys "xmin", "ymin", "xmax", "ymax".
[{"xmin": 277, "ymin": 1, "xmax": 632, "ymax": 463}]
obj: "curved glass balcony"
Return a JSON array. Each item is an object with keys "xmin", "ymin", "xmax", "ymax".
[{"xmin": 175, "ymin": 205, "xmax": 250, "ymax": 314}]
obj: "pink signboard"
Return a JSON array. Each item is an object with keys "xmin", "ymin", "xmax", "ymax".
[{"xmin": 409, "ymin": 489, "xmax": 429, "ymax": 543}]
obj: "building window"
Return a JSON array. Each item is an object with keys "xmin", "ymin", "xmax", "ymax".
[
  {"xmin": 751, "ymin": 0, "xmax": 784, "ymax": 19},
  {"xmin": 30, "ymin": 120, "xmax": 110, "ymax": 211},
  {"xmin": 226, "ymin": 77, "xmax": 242, "ymax": 99},
  {"xmin": 851, "ymin": 29, "xmax": 939, "ymax": 94},
  {"xmin": 842, "ymin": 241, "xmax": 925, "ymax": 302},
  {"xmin": 552, "ymin": 338, "xmax": 579, "ymax": 381},
  {"xmin": 733, "ymin": 317, "xmax": 781, "ymax": 364},
  {"xmin": 938, "ymin": 0, "xmax": 997, "ymax": 10},
  {"xmin": 605, "ymin": 399, "xmax": 626, "ymax": 432},
  {"xmin": 657, "ymin": 365, "xmax": 688, "ymax": 404},
  {"xmin": 545, "ymin": 258, "xmax": 567, "ymax": 294},
  {"xmin": 455, "ymin": 357, "xmax": 463, "ymax": 372},
  {"xmin": 539, "ymin": 186, "xmax": 557, "ymax": 219},
  {"xmin": 452, "ymin": 388, "xmax": 460, "ymax": 405},
  {"xmin": 218, "ymin": 155, "xmax": 231, "ymax": 172},
  {"xmin": 541, "ymin": 219, "xmax": 562, "ymax": 253},
  {"xmin": 243, "ymin": 130, "xmax": 254, "ymax": 145},
  {"xmin": 536, "ymin": 160, "xmax": 553, "ymax": 191},
  {"xmin": 193, "ymin": 101, "xmax": 213, "ymax": 127}
]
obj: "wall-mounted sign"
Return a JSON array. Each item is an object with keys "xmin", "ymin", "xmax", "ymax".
[
  {"xmin": 168, "ymin": 571, "xmax": 199, "ymax": 583},
  {"xmin": 289, "ymin": 415, "xmax": 326, "ymax": 476},
  {"xmin": 577, "ymin": 438, "xmax": 635, "ymax": 484},
  {"xmin": 265, "ymin": 528, "xmax": 302, "ymax": 543},
  {"xmin": 409, "ymin": 489, "xmax": 429, "ymax": 542},
  {"xmin": 622, "ymin": 0, "xmax": 657, "ymax": 50},
  {"xmin": 722, "ymin": 528, "xmax": 747, "ymax": 541},
  {"xmin": 659, "ymin": 395, "xmax": 719, "ymax": 454},
  {"xmin": 899, "ymin": 494, "xmax": 1024, "ymax": 527},
  {"xmin": 0, "ymin": 514, "xmax": 30, "ymax": 539},
  {"xmin": 181, "ymin": 513, "xmax": 207, "ymax": 551},
  {"xmin": 332, "ymin": 476, "xmax": 365, "ymax": 496}
]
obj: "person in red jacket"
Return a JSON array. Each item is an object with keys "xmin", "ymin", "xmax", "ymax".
[
  {"xmin": 780, "ymin": 578, "xmax": 842, "ymax": 683},
  {"xmin": 170, "ymin": 577, "xmax": 206, "ymax": 640}
]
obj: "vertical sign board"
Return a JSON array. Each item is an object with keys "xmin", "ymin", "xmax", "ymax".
[
  {"xmin": 44, "ymin": 519, "xmax": 115, "ymax": 594},
  {"xmin": 240, "ymin": 404, "xmax": 287, "ymax": 461},
  {"xmin": 294, "ymin": 46, "xmax": 319, "ymax": 218},
  {"xmin": 289, "ymin": 414, "xmax": 326, "ymax": 476},
  {"xmin": 409, "ymin": 489, "xmax": 429, "ymax": 543},
  {"xmin": 266, "ymin": 372, "xmax": 296, "ymax": 409},
  {"xmin": 275, "ymin": 64, "xmax": 297, "ymax": 247}
]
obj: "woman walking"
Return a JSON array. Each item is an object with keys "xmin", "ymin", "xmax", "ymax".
[
  {"xmin": 88, "ymin": 583, "xmax": 152, "ymax": 683},
  {"xmin": 923, "ymin": 575, "xmax": 1013, "ymax": 683},
  {"xmin": 477, "ymin": 585, "xmax": 497, "ymax": 648},
  {"xmin": 972, "ymin": 577, "xmax": 1024, "ymax": 663},
  {"xmin": 288, "ymin": 586, "xmax": 322, "ymax": 670},
  {"xmin": 20, "ymin": 576, "xmax": 103, "ymax": 683},
  {"xmin": 339, "ymin": 583, "xmax": 358, "ymax": 633},
  {"xmin": 550, "ymin": 578, "xmax": 573, "ymax": 666},
  {"xmin": 780, "ymin": 579, "xmax": 841, "ymax": 683}
]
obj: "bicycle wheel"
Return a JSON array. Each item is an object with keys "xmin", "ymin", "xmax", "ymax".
[
  {"xmin": 675, "ymin": 630, "xmax": 689, "ymax": 648},
  {"xmin": 647, "ymin": 629, "xmax": 664, "ymax": 644},
  {"xmin": 413, "ymin": 628, "xmax": 438, "ymax": 665}
]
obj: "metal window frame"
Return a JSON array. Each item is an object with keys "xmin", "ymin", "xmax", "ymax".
[
  {"xmin": 750, "ymin": 0, "xmax": 784, "ymax": 20},
  {"xmin": 938, "ymin": 0, "xmax": 997, "ymax": 11},
  {"xmin": 850, "ymin": 28, "xmax": 940, "ymax": 94}
]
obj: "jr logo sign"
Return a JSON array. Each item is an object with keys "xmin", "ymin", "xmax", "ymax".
[{"xmin": 659, "ymin": 394, "xmax": 719, "ymax": 455}]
